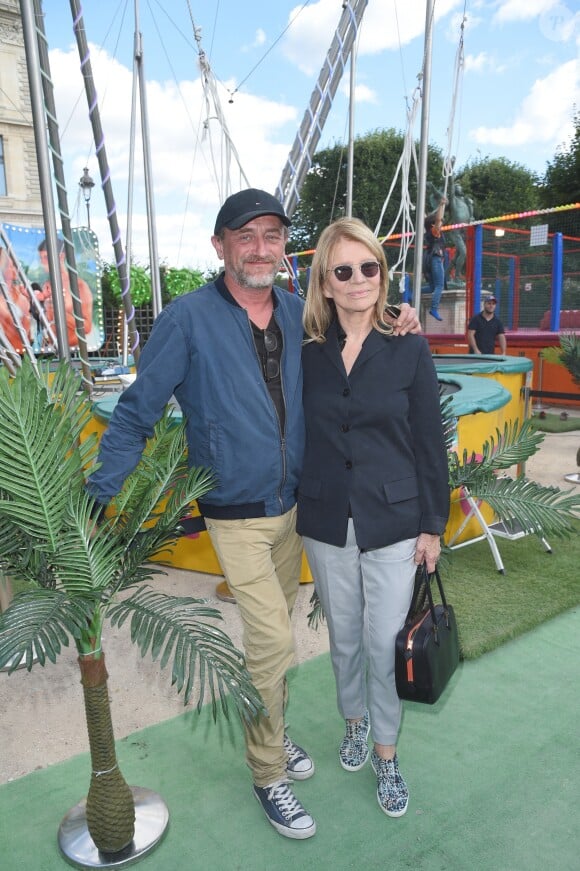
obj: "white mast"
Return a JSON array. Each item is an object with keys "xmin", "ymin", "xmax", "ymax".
[{"xmin": 412, "ymin": 0, "xmax": 435, "ymax": 309}]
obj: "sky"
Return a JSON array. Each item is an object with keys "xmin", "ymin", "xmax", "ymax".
[{"xmin": 40, "ymin": 0, "xmax": 580, "ymax": 272}]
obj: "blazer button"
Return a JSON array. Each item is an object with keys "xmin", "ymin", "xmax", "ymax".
[
  {"xmin": 345, "ymin": 460, "xmax": 352, "ymax": 470},
  {"xmin": 342, "ymin": 388, "xmax": 350, "ymax": 397},
  {"xmin": 341, "ymin": 423, "xmax": 350, "ymax": 432}
]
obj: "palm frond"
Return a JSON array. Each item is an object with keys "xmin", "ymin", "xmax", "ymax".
[
  {"xmin": 0, "ymin": 588, "xmax": 96, "ymax": 671},
  {"xmin": 52, "ymin": 492, "xmax": 129, "ymax": 595},
  {"xmin": 111, "ymin": 412, "xmax": 195, "ymax": 534},
  {"xmin": 107, "ymin": 587, "xmax": 264, "ymax": 723},
  {"xmin": 111, "ymin": 465, "xmax": 216, "ymax": 593},
  {"xmin": 459, "ymin": 475, "xmax": 580, "ymax": 539},
  {"xmin": 307, "ymin": 587, "xmax": 326, "ymax": 631},
  {"xmin": 449, "ymin": 418, "xmax": 545, "ymax": 490},
  {"xmin": 440, "ymin": 394, "xmax": 457, "ymax": 453},
  {"xmin": 0, "ymin": 359, "xmax": 89, "ymax": 547}
]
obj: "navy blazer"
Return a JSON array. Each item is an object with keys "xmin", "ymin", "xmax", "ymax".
[{"xmin": 296, "ymin": 320, "xmax": 450, "ymax": 550}]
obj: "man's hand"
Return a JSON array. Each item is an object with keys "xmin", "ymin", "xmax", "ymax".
[{"xmin": 386, "ymin": 302, "xmax": 421, "ymax": 336}]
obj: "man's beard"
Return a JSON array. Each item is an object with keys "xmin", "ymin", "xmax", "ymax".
[{"xmin": 232, "ymin": 258, "xmax": 281, "ymax": 289}]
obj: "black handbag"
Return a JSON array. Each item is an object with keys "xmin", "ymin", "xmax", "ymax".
[{"xmin": 395, "ymin": 564, "xmax": 459, "ymax": 704}]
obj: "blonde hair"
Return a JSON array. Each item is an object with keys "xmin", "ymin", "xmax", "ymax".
[{"xmin": 303, "ymin": 217, "xmax": 393, "ymax": 342}]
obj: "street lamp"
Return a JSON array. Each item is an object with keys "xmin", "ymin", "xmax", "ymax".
[{"xmin": 79, "ymin": 167, "xmax": 95, "ymax": 229}]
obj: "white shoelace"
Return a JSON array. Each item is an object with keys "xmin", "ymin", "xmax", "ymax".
[
  {"xmin": 283, "ymin": 735, "xmax": 302, "ymax": 763},
  {"xmin": 265, "ymin": 780, "xmax": 305, "ymax": 820}
]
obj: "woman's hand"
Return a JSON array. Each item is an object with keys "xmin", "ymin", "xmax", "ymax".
[{"xmin": 414, "ymin": 533, "xmax": 441, "ymax": 573}]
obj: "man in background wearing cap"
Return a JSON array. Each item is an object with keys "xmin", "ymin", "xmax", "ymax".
[
  {"xmin": 87, "ymin": 188, "xmax": 420, "ymax": 841},
  {"xmin": 467, "ymin": 294, "xmax": 507, "ymax": 354}
]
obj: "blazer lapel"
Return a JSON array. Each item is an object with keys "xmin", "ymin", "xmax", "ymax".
[
  {"xmin": 350, "ymin": 329, "xmax": 393, "ymax": 375},
  {"xmin": 320, "ymin": 319, "xmax": 348, "ymax": 378}
]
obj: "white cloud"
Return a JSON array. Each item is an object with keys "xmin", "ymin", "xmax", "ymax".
[
  {"xmin": 49, "ymin": 44, "xmax": 297, "ymax": 270},
  {"xmin": 494, "ymin": 0, "xmax": 579, "ymax": 43},
  {"xmin": 464, "ymin": 51, "xmax": 496, "ymax": 73},
  {"xmin": 282, "ymin": 0, "xmax": 462, "ymax": 76},
  {"xmin": 469, "ymin": 58, "xmax": 578, "ymax": 150},
  {"xmin": 494, "ymin": 0, "xmax": 564, "ymax": 25},
  {"xmin": 338, "ymin": 80, "xmax": 379, "ymax": 104}
]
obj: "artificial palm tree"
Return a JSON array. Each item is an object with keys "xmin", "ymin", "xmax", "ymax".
[
  {"xmin": 444, "ymin": 400, "xmax": 580, "ymax": 536},
  {"xmin": 0, "ymin": 359, "xmax": 263, "ymax": 855}
]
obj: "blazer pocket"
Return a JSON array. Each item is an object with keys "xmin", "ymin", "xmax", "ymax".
[
  {"xmin": 383, "ymin": 476, "xmax": 419, "ymax": 503},
  {"xmin": 298, "ymin": 477, "xmax": 322, "ymax": 499}
]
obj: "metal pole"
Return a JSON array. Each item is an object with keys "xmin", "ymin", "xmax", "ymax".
[
  {"xmin": 412, "ymin": 0, "xmax": 435, "ymax": 311},
  {"xmin": 125, "ymin": 17, "xmax": 139, "ymax": 367},
  {"xmin": 134, "ymin": 0, "xmax": 162, "ymax": 317},
  {"xmin": 69, "ymin": 0, "xmax": 141, "ymax": 363},
  {"xmin": 34, "ymin": 0, "xmax": 92, "ymax": 391},
  {"xmin": 20, "ymin": 0, "xmax": 70, "ymax": 360},
  {"xmin": 346, "ymin": 45, "xmax": 356, "ymax": 217}
]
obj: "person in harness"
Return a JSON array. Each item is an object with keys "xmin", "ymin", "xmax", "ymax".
[{"xmin": 423, "ymin": 196, "xmax": 448, "ymax": 322}]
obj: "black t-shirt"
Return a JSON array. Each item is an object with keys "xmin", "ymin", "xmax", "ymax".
[
  {"xmin": 251, "ymin": 315, "xmax": 285, "ymax": 433},
  {"xmin": 467, "ymin": 312, "xmax": 505, "ymax": 354}
]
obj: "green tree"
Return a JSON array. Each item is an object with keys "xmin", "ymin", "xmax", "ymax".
[
  {"xmin": 101, "ymin": 262, "xmax": 152, "ymax": 307},
  {"xmin": 454, "ymin": 156, "xmax": 541, "ymax": 219},
  {"xmin": 288, "ymin": 129, "xmax": 445, "ymax": 253},
  {"xmin": 541, "ymin": 110, "xmax": 580, "ymax": 207},
  {"xmin": 101, "ymin": 263, "xmax": 207, "ymax": 309},
  {"xmin": 161, "ymin": 264, "xmax": 206, "ymax": 300}
]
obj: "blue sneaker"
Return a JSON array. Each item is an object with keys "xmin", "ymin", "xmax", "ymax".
[
  {"xmin": 284, "ymin": 734, "xmax": 315, "ymax": 780},
  {"xmin": 253, "ymin": 779, "xmax": 316, "ymax": 839},
  {"xmin": 371, "ymin": 749, "xmax": 409, "ymax": 817},
  {"xmin": 429, "ymin": 308, "xmax": 443, "ymax": 321},
  {"xmin": 339, "ymin": 711, "xmax": 370, "ymax": 771}
]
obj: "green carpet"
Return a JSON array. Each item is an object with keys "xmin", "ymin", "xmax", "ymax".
[
  {"xmin": 2, "ymin": 608, "xmax": 579, "ymax": 870},
  {"xmin": 529, "ymin": 412, "xmax": 580, "ymax": 433}
]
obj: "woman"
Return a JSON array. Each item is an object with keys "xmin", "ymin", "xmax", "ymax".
[{"xmin": 297, "ymin": 218, "xmax": 449, "ymax": 818}]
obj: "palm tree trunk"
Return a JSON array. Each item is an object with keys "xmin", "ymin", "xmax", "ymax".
[{"xmin": 78, "ymin": 651, "xmax": 135, "ymax": 853}]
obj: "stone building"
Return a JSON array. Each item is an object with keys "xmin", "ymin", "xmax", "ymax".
[{"xmin": 0, "ymin": 0, "xmax": 42, "ymax": 227}]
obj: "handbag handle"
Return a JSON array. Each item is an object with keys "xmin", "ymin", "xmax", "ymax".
[{"xmin": 420, "ymin": 564, "xmax": 452, "ymax": 641}]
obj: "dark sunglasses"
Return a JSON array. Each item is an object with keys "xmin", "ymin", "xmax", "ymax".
[
  {"xmin": 262, "ymin": 330, "xmax": 280, "ymax": 381},
  {"xmin": 327, "ymin": 261, "xmax": 381, "ymax": 282}
]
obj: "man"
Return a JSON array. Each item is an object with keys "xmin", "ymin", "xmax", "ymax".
[
  {"xmin": 423, "ymin": 196, "xmax": 447, "ymax": 321},
  {"xmin": 467, "ymin": 294, "xmax": 507, "ymax": 354},
  {"xmin": 87, "ymin": 189, "xmax": 419, "ymax": 841}
]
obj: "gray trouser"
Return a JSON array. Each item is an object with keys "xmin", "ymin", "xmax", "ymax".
[{"xmin": 303, "ymin": 521, "xmax": 416, "ymax": 746}]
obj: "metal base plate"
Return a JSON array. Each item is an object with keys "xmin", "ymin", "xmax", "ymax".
[{"xmin": 58, "ymin": 786, "xmax": 169, "ymax": 869}]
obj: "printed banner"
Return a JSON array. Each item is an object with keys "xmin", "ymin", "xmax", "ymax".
[{"xmin": 0, "ymin": 223, "xmax": 103, "ymax": 353}]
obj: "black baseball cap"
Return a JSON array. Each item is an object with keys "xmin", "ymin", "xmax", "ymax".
[
  {"xmin": 484, "ymin": 295, "xmax": 497, "ymax": 302},
  {"xmin": 214, "ymin": 188, "xmax": 290, "ymax": 235}
]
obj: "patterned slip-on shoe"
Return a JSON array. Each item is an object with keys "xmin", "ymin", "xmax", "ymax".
[
  {"xmin": 371, "ymin": 749, "xmax": 409, "ymax": 818},
  {"xmin": 339, "ymin": 710, "xmax": 370, "ymax": 772}
]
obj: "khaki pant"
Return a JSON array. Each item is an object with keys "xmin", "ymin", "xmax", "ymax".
[{"xmin": 205, "ymin": 506, "xmax": 302, "ymax": 787}]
